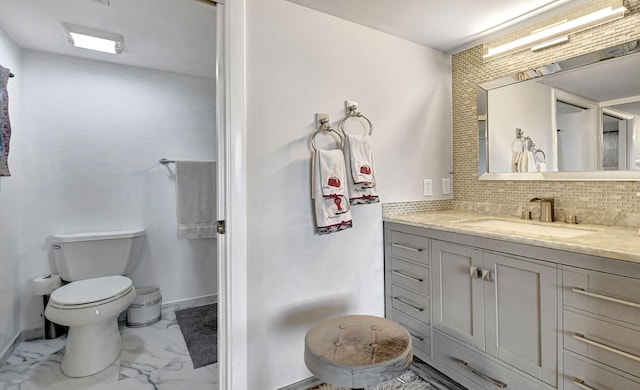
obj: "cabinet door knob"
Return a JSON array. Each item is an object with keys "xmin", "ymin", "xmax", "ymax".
[
  {"xmin": 482, "ymin": 269, "xmax": 494, "ymax": 282},
  {"xmin": 470, "ymin": 266, "xmax": 481, "ymax": 278}
]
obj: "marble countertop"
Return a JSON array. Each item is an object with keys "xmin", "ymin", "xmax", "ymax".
[{"xmin": 384, "ymin": 210, "xmax": 640, "ymax": 264}]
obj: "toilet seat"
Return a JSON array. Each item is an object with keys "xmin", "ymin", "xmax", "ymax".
[{"xmin": 49, "ymin": 275, "xmax": 134, "ymax": 309}]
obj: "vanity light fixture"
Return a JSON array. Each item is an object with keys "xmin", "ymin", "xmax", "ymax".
[
  {"xmin": 63, "ymin": 24, "xmax": 124, "ymax": 54},
  {"xmin": 484, "ymin": 0, "xmax": 626, "ymax": 59},
  {"xmin": 531, "ymin": 35, "xmax": 569, "ymax": 52}
]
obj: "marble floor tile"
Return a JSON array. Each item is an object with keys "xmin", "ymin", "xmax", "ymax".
[{"xmin": 0, "ymin": 316, "xmax": 218, "ymax": 390}]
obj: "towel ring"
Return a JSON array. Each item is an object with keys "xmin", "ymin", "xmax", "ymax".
[
  {"xmin": 311, "ymin": 127, "xmax": 345, "ymax": 151},
  {"xmin": 339, "ymin": 106, "xmax": 373, "ymax": 137}
]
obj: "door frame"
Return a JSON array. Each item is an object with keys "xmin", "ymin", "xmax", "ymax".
[{"xmin": 216, "ymin": 1, "xmax": 247, "ymax": 389}]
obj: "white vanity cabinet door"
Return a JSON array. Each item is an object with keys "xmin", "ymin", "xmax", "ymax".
[
  {"xmin": 484, "ymin": 253, "xmax": 558, "ymax": 387},
  {"xmin": 431, "ymin": 240, "xmax": 485, "ymax": 350}
]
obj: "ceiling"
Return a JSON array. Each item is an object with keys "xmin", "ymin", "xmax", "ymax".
[
  {"xmin": 286, "ymin": 0, "xmax": 587, "ymax": 53},
  {"xmin": 0, "ymin": 0, "xmax": 217, "ymax": 79},
  {"xmin": 0, "ymin": 0, "xmax": 611, "ymax": 78},
  {"xmin": 541, "ymin": 53, "xmax": 640, "ymax": 115}
]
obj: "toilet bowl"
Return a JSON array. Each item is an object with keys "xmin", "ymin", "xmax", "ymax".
[
  {"xmin": 43, "ymin": 228, "xmax": 145, "ymax": 378},
  {"xmin": 45, "ymin": 276, "xmax": 136, "ymax": 377}
]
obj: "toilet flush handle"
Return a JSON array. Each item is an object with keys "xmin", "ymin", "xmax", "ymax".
[{"xmin": 52, "ymin": 245, "xmax": 61, "ymax": 249}]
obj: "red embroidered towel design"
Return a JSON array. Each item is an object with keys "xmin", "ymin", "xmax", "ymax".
[{"xmin": 312, "ymin": 148, "xmax": 353, "ymax": 235}]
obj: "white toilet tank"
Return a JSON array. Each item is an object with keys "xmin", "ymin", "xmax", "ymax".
[{"xmin": 51, "ymin": 229, "xmax": 146, "ymax": 281}]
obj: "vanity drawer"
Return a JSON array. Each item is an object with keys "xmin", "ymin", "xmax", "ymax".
[
  {"xmin": 563, "ymin": 309, "xmax": 640, "ymax": 378},
  {"xmin": 564, "ymin": 352, "xmax": 640, "ymax": 390},
  {"xmin": 433, "ymin": 331, "xmax": 548, "ymax": 390},
  {"xmin": 390, "ymin": 257, "xmax": 430, "ymax": 296},
  {"xmin": 389, "ymin": 309, "xmax": 430, "ymax": 356},
  {"xmin": 389, "ymin": 230, "xmax": 429, "ymax": 265},
  {"xmin": 390, "ymin": 284, "xmax": 430, "ymax": 325},
  {"xmin": 563, "ymin": 267, "xmax": 640, "ymax": 327}
]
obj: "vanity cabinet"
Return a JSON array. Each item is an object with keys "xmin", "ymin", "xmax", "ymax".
[
  {"xmin": 561, "ymin": 266, "xmax": 640, "ymax": 389},
  {"xmin": 384, "ymin": 219, "xmax": 640, "ymax": 390},
  {"xmin": 384, "ymin": 229, "xmax": 431, "ymax": 357},
  {"xmin": 431, "ymin": 239, "xmax": 557, "ymax": 388}
]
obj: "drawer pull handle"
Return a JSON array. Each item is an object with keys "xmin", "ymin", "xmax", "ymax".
[
  {"xmin": 391, "ymin": 243, "xmax": 424, "ymax": 252},
  {"xmin": 573, "ymin": 378, "xmax": 598, "ymax": 390},
  {"xmin": 456, "ymin": 359, "xmax": 507, "ymax": 388},
  {"xmin": 573, "ymin": 333, "xmax": 640, "ymax": 363},
  {"xmin": 392, "ymin": 270, "xmax": 424, "ymax": 283},
  {"xmin": 392, "ymin": 297, "xmax": 424, "ymax": 312},
  {"xmin": 572, "ymin": 287, "xmax": 640, "ymax": 309},
  {"xmin": 398, "ymin": 323, "xmax": 425, "ymax": 341}
]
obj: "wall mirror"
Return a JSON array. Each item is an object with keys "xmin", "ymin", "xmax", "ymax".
[{"xmin": 478, "ymin": 39, "xmax": 640, "ymax": 180}]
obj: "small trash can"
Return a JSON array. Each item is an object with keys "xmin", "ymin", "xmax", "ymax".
[
  {"xmin": 127, "ymin": 287, "xmax": 162, "ymax": 327},
  {"xmin": 32, "ymin": 274, "xmax": 67, "ymax": 339}
]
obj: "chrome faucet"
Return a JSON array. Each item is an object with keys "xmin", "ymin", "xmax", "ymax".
[{"xmin": 530, "ymin": 197, "xmax": 554, "ymax": 222}]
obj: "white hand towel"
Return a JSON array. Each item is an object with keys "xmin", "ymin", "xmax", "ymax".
[
  {"xmin": 312, "ymin": 149, "xmax": 353, "ymax": 235},
  {"xmin": 526, "ymin": 151, "xmax": 536, "ymax": 172},
  {"xmin": 318, "ymin": 148, "xmax": 346, "ymax": 197},
  {"xmin": 511, "ymin": 151, "xmax": 520, "ymax": 172},
  {"xmin": 344, "ymin": 134, "xmax": 379, "ymax": 205},
  {"xmin": 537, "ymin": 162, "xmax": 547, "ymax": 172},
  {"xmin": 516, "ymin": 150, "xmax": 528, "ymax": 172},
  {"xmin": 175, "ymin": 160, "xmax": 216, "ymax": 239}
]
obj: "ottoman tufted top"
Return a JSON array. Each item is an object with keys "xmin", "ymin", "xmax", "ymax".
[{"xmin": 304, "ymin": 315, "xmax": 413, "ymax": 388}]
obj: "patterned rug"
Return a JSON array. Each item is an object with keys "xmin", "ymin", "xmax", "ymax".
[{"xmin": 308, "ymin": 370, "xmax": 437, "ymax": 390}]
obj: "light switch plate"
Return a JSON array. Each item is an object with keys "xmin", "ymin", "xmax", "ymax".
[{"xmin": 442, "ymin": 178, "xmax": 451, "ymax": 195}]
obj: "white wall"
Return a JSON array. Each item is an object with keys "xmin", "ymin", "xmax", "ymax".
[
  {"xmin": 16, "ymin": 50, "xmax": 217, "ymax": 330},
  {"xmin": 488, "ymin": 81, "xmax": 554, "ymax": 172},
  {"xmin": 245, "ymin": 0, "xmax": 452, "ymax": 387},
  {"xmin": 0, "ymin": 27, "xmax": 23, "ymax": 360}
]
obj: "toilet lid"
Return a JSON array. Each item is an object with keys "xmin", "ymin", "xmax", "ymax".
[{"xmin": 50, "ymin": 276, "xmax": 133, "ymax": 306}]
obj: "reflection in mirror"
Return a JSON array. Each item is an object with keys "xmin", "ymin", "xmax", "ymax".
[{"xmin": 478, "ymin": 39, "xmax": 640, "ymax": 180}]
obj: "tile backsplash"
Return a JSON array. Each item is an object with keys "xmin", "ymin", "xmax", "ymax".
[
  {"xmin": 382, "ymin": 199, "xmax": 453, "ymax": 216},
  {"xmin": 452, "ymin": 0, "xmax": 640, "ymax": 227}
]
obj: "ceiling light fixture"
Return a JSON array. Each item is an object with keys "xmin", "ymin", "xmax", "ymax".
[
  {"xmin": 63, "ymin": 24, "xmax": 124, "ymax": 54},
  {"xmin": 484, "ymin": 0, "xmax": 626, "ymax": 59}
]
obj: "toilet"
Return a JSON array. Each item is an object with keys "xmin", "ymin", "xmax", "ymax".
[{"xmin": 44, "ymin": 229, "xmax": 145, "ymax": 378}]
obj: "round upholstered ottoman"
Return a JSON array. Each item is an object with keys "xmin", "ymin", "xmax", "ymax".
[{"xmin": 304, "ymin": 315, "xmax": 413, "ymax": 388}]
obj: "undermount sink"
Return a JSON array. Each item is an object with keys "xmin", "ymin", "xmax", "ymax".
[{"xmin": 459, "ymin": 219, "xmax": 595, "ymax": 239}]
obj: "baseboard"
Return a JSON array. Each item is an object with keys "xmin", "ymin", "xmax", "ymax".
[
  {"xmin": 161, "ymin": 293, "xmax": 217, "ymax": 318},
  {"xmin": 0, "ymin": 331, "xmax": 22, "ymax": 370},
  {"xmin": 277, "ymin": 376, "xmax": 323, "ymax": 390},
  {"xmin": 17, "ymin": 293, "xmax": 219, "ymax": 344}
]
